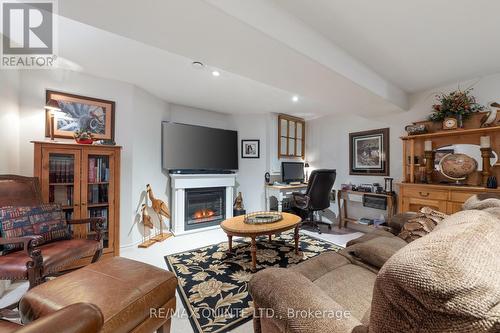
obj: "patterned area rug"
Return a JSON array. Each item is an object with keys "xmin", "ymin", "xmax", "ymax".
[{"xmin": 165, "ymin": 231, "xmax": 342, "ymax": 333}]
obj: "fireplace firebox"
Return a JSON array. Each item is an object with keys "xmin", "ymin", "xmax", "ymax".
[{"xmin": 185, "ymin": 187, "xmax": 226, "ymax": 231}]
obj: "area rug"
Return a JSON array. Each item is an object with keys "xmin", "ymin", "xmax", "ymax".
[{"xmin": 165, "ymin": 231, "xmax": 342, "ymax": 333}]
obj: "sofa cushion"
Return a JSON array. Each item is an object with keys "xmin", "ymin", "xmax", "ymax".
[
  {"xmin": 370, "ymin": 210, "xmax": 500, "ymax": 332},
  {"xmin": 345, "ymin": 229, "xmax": 395, "ymax": 247},
  {"xmin": 313, "ymin": 264, "xmax": 376, "ymax": 322},
  {"xmin": 291, "ymin": 250, "xmax": 350, "ymax": 282},
  {"xmin": 0, "ymin": 204, "xmax": 69, "ymax": 253},
  {"xmin": 347, "ymin": 237, "xmax": 407, "ymax": 269}
]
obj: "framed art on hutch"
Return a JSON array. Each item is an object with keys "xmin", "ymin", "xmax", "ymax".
[
  {"xmin": 45, "ymin": 90, "xmax": 115, "ymax": 140},
  {"xmin": 349, "ymin": 128, "xmax": 389, "ymax": 176}
]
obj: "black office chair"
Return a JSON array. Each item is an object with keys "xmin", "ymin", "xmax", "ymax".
[{"xmin": 292, "ymin": 169, "xmax": 336, "ymax": 234}]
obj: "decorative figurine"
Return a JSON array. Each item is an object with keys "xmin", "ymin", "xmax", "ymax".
[
  {"xmin": 487, "ymin": 176, "xmax": 498, "ymax": 189},
  {"xmin": 141, "ymin": 204, "xmax": 153, "ymax": 229},
  {"xmin": 234, "ymin": 192, "xmax": 244, "ymax": 210},
  {"xmin": 146, "ymin": 184, "xmax": 172, "ymax": 242},
  {"xmin": 138, "ymin": 198, "xmax": 156, "ymax": 248},
  {"xmin": 480, "ymin": 102, "xmax": 500, "ymax": 127}
]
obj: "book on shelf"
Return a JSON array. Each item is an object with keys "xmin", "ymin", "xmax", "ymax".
[
  {"xmin": 50, "ymin": 185, "xmax": 73, "ymax": 206},
  {"xmin": 50, "ymin": 157, "xmax": 74, "ymax": 183},
  {"xmin": 88, "ymin": 157, "xmax": 110, "ymax": 183},
  {"xmin": 88, "ymin": 184, "xmax": 108, "ymax": 204}
]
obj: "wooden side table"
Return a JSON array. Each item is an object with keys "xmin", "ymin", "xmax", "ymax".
[
  {"xmin": 220, "ymin": 212, "xmax": 302, "ymax": 271},
  {"xmin": 337, "ymin": 189, "xmax": 396, "ymax": 229}
]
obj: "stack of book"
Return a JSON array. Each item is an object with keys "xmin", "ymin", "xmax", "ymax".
[
  {"xmin": 88, "ymin": 184, "xmax": 108, "ymax": 204},
  {"xmin": 88, "ymin": 157, "xmax": 110, "ymax": 183},
  {"xmin": 49, "ymin": 158, "xmax": 74, "ymax": 183}
]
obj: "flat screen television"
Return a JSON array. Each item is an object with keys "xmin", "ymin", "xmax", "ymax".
[{"xmin": 162, "ymin": 122, "xmax": 238, "ymax": 172}]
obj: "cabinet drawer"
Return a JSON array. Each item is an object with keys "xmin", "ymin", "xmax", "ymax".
[
  {"xmin": 404, "ymin": 188, "xmax": 448, "ymax": 200},
  {"xmin": 450, "ymin": 192, "xmax": 479, "ymax": 203},
  {"xmin": 403, "ymin": 197, "xmax": 447, "ymax": 213}
]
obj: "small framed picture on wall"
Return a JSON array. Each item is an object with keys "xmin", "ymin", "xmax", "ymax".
[{"xmin": 241, "ymin": 140, "xmax": 260, "ymax": 159}]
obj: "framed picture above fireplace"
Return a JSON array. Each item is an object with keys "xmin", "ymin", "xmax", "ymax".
[{"xmin": 241, "ymin": 140, "xmax": 260, "ymax": 159}]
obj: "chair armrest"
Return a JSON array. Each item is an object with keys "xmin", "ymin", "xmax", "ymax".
[
  {"xmin": 249, "ymin": 268, "xmax": 361, "ymax": 333},
  {"xmin": 16, "ymin": 303, "xmax": 103, "ymax": 333},
  {"xmin": 67, "ymin": 218, "xmax": 104, "ymax": 241},
  {"xmin": 292, "ymin": 192, "xmax": 310, "ymax": 209},
  {"xmin": 0, "ymin": 236, "xmax": 43, "ymax": 256}
]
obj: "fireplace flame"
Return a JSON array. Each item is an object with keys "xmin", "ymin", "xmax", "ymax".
[{"xmin": 193, "ymin": 209, "xmax": 216, "ymax": 219}]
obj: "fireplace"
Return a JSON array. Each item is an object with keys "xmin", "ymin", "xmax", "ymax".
[
  {"xmin": 170, "ymin": 173, "xmax": 236, "ymax": 235},
  {"xmin": 185, "ymin": 187, "xmax": 226, "ymax": 231}
]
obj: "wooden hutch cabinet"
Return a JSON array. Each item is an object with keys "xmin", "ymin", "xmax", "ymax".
[
  {"xmin": 33, "ymin": 141, "xmax": 121, "ymax": 265},
  {"xmin": 398, "ymin": 115, "xmax": 500, "ymax": 214}
]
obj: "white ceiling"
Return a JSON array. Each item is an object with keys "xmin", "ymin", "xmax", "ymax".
[
  {"xmin": 13, "ymin": 0, "xmax": 500, "ymax": 117},
  {"xmin": 272, "ymin": 0, "xmax": 500, "ymax": 93},
  {"xmin": 56, "ymin": 0, "xmax": 407, "ymax": 117}
]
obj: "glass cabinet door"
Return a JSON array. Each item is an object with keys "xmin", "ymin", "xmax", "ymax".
[
  {"xmin": 82, "ymin": 151, "xmax": 115, "ymax": 252},
  {"xmin": 41, "ymin": 148, "xmax": 81, "ymax": 223}
]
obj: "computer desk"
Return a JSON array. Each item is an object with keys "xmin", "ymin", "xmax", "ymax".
[{"xmin": 265, "ymin": 183, "xmax": 308, "ymax": 212}]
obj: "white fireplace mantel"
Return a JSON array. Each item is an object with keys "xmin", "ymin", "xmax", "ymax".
[{"xmin": 170, "ymin": 173, "xmax": 237, "ymax": 235}]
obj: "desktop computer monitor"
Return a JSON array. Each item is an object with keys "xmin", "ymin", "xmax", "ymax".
[{"xmin": 282, "ymin": 162, "xmax": 305, "ymax": 184}]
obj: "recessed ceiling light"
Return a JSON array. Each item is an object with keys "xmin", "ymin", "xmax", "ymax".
[
  {"xmin": 212, "ymin": 70, "xmax": 220, "ymax": 77},
  {"xmin": 191, "ymin": 61, "xmax": 205, "ymax": 69},
  {"xmin": 292, "ymin": 95, "xmax": 299, "ymax": 102}
]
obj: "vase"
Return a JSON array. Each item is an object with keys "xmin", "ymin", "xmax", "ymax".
[{"xmin": 457, "ymin": 114, "xmax": 464, "ymax": 128}]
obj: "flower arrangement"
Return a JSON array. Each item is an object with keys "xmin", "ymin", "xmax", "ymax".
[
  {"xmin": 74, "ymin": 129, "xmax": 94, "ymax": 144},
  {"xmin": 428, "ymin": 87, "xmax": 484, "ymax": 122}
]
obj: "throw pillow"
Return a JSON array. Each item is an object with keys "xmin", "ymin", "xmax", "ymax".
[
  {"xmin": 0, "ymin": 204, "xmax": 69, "ymax": 253},
  {"xmin": 398, "ymin": 207, "xmax": 447, "ymax": 242},
  {"xmin": 347, "ymin": 237, "xmax": 407, "ymax": 269}
]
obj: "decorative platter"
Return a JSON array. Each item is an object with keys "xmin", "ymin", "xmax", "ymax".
[{"xmin": 244, "ymin": 211, "xmax": 283, "ymax": 224}]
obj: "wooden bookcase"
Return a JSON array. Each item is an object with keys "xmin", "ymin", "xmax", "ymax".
[{"xmin": 33, "ymin": 141, "xmax": 121, "ymax": 265}]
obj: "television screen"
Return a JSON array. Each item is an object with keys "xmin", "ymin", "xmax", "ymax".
[
  {"xmin": 282, "ymin": 162, "xmax": 305, "ymax": 183},
  {"xmin": 162, "ymin": 122, "xmax": 238, "ymax": 171}
]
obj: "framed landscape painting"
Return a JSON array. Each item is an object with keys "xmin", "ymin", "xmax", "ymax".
[
  {"xmin": 45, "ymin": 90, "xmax": 115, "ymax": 140},
  {"xmin": 349, "ymin": 128, "xmax": 389, "ymax": 176}
]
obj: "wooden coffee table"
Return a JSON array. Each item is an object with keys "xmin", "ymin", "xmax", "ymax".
[{"xmin": 220, "ymin": 212, "xmax": 302, "ymax": 271}]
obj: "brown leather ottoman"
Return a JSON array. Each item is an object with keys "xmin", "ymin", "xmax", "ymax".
[{"xmin": 18, "ymin": 257, "xmax": 177, "ymax": 333}]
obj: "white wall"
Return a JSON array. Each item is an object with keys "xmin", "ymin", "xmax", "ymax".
[
  {"xmin": 5, "ymin": 69, "xmax": 279, "ymax": 248},
  {"xmin": 0, "ymin": 71, "xmax": 21, "ymax": 174},
  {"xmin": 306, "ymin": 73, "xmax": 500, "ymax": 220}
]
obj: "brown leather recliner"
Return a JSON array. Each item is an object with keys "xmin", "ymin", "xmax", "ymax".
[
  {"xmin": 0, "ymin": 175, "xmax": 104, "ymax": 290},
  {"xmin": 0, "ymin": 303, "xmax": 103, "ymax": 333}
]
